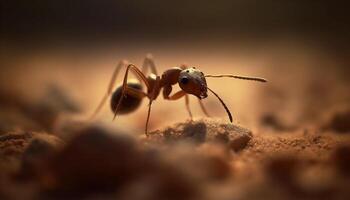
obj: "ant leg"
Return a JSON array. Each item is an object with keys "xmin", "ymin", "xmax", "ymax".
[
  {"xmin": 167, "ymin": 90, "xmax": 208, "ymax": 119},
  {"xmin": 91, "ymin": 60, "xmax": 149, "ymax": 119},
  {"xmin": 145, "ymin": 100, "xmax": 153, "ymax": 137},
  {"xmin": 166, "ymin": 90, "xmax": 186, "ymax": 100},
  {"xmin": 145, "ymin": 76, "xmax": 160, "ymax": 136},
  {"xmin": 141, "ymin": 54, "xmax": 158, "ymax": 75},
  {"xmin": 198, "ymin": 99, "xmax": 210, "ymax": 117},
  {"xmin": 124, "ymin": 87, "xmax": 148, "ymax": 99},
  {"xmin": 185, "ymin": 95, "xmax": 193, "ymax": 120},
  {"xmin": 113, "ymin": 64, "xmax": 152, "ymax": 120},
  {"xmin": 165, "ymin": 90, "xmax": 193, "ymax": 120},
  {"xmin": 90, "ymin": 60, "xmax": 128, "ymax": 119}
]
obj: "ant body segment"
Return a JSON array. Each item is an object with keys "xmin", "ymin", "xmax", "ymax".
[{"xmin": 90, "ymin": 55, "xmax": 267, "ymax": 136}]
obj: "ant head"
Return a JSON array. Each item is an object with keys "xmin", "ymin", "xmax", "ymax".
[{"xmin": 178, "ymin": 67, "xmax": 208, "ymax": 99}]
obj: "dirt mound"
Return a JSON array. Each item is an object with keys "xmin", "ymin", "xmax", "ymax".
[{"xmin": 148, "ymin": 119, "xmax": 252, "ymax": 152}]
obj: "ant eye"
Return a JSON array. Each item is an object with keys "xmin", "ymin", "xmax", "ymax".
[{"xmin": 181, "ymin": 77, "xmax": 189, "ymax": 84}]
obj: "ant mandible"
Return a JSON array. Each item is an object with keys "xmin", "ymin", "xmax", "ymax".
[{"xmin": 90, "ymin": 54, "xmax": 267, "ymax": 136}]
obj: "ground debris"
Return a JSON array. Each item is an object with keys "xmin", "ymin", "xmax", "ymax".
[
  {"xmin": 147, "ymin": 119, "xmax": 252, "ymax": 152},
  {"xmin": 0, "ymin": 85, "xmax": 81, "ymax": 133},
  {"xmin": 0, "ymin": 120, "xmax": 350, "ymax": 200}
]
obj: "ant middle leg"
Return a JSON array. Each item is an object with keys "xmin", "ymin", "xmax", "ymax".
[{"xmin": 145, "ymin": 76, "xmax": 161, "ymax": 136}]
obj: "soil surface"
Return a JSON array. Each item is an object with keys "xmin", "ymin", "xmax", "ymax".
[{"xmin": 1, "ymin": 116, "xmax": 350, "ymax": 200}]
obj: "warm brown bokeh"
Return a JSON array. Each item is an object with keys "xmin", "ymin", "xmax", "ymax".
[{"xmin": 1, "ymin": 1, "xmax": 350, "ymax": 199}]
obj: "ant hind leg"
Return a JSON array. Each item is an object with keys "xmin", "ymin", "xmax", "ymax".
[
  {"xmin": 90, "ymin": 60, "xmax": 128, "ymax": 120},
  {"xmin": 113, "ymin": 64, "xmax": 151, "ymax": 119},
  {"xmin": 142, "ymin": 54, "xmax": 158, "ymax": 75},
  {"xmin": 90, "ymin": 60, "xmax": 150, "ymax": 120}
]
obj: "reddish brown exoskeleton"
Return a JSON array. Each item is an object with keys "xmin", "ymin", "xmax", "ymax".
[{"xmin": 90, "ymin": 54, "xmax": 267, "ymax": 136}]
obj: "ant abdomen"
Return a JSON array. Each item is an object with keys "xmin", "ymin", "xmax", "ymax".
[{"xmin": 110, "ymin": 82, "xmax": 143, "ymax": 114}]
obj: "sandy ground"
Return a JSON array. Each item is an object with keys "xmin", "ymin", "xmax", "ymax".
[{"xmin": 1, "ymin": 38, "xmax": 350, "ymax": 199}]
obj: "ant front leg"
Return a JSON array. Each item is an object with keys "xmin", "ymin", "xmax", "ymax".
[
  {"xmin": 198, "ymin": 99, "xmax": 210, "ymax": 117},
  {"xmin": 185, "ymin": 95, "xmax": 193, "ymax": 120},
  {"xmin": 164, "ymin": 88, "xmax": 193, "ymax": 121}
]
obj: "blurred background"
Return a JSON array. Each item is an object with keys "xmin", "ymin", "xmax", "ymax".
[{"xmin": 1, "ymin": 0, "xmax": 350, "ymax": 134}]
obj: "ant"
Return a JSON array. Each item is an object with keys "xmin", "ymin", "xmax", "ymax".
[{"xmin": 90, "ymin": 54, "xmax": 267, "ymax": 136}]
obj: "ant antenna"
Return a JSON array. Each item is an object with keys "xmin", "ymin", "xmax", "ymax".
[
  {"xmin": 207, "ymin": 87, "xmax": 233, "ymax": 123},
  {"xmin": 205, "ymin": 74, "xmax": 267, "ymax": 82}
]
